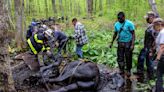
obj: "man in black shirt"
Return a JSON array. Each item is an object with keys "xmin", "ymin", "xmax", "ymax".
[{"xmin": 136, "ymin": 11, "xmax": 157, "ymax": 81}]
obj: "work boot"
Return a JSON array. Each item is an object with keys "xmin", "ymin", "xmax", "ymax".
[
  {"xmin": 147, "ymin": 74, "xmax": 154, "ymax": 80},
  {"xmin": 126, "ymin": 70, "xmax": 131, "ymax": 78},
  {"xmin": 134, "ymin": 72, "xmax": 144, "ymax": 83},
  {"xmin": 119, "ymin": 71, "xmax": 125, "ymax": 79}
]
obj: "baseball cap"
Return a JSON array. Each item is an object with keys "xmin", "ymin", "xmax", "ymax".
[
  {"xmin": 144, "ymin": 11, "xmax": 156, "ymax": 19},
  {"xmin": 153, "ymin": 18, "xmax": 164, "ymax": 24}
]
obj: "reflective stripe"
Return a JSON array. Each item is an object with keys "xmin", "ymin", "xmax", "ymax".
[
  {"xmin": 27, "ymin": 39, "xmax": 37, "ymax": 54},
  {"xmin": 41, "ymin": 46, "xmax": 46, "ymax": 51},
  {"xmin": 46, "ymin": 47, "xmax": 50, "ymax": 50},
  {"xmin": 41, "ymin": 46, "xmax": 50, "ymax": 51},
  {"xmin": 34, "ymin": 34, "xmax": 43, "ymax": 44}
]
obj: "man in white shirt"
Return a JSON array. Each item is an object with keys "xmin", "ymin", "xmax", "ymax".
[{"xmin": 153, "ymin": 18, "xmax": 164, "ymax": 92}]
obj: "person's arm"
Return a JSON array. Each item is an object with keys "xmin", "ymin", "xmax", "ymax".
[
  {"xmin": 130, "ymin": 31, "xmax": 135, "ymax": 51},
  {"xmin": 156, "ymin": 32, "xmax": 164, "ymax": 61},
  {"xmin": 129, "ymin": 21, "xmax": 135, "ymax": 51},
  {"xmin": 156, "ymin": 44, "xmax": 164, "ymax": 60},
  {"xmin": 109, "ymin": 32, "xmax": 117, "ymax": 48}
]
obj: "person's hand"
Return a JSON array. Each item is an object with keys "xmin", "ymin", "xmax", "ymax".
[
  {"xmin": 149, "ymin": 52, "xmax": 153, "ymax": 57},
  {"xmin": 130, "ymin": 45, "xmax": 134, "ymax": 51},
  {"xmin": 68, "ymin": 36, "xmax": 74, "ymax": 39}
]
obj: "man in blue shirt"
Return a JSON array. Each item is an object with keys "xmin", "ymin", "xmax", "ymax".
[{"xmin": 110, "ymin": 12, "xmax": 135, "ymax": 78}]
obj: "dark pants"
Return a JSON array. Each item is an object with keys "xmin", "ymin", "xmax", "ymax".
[
  {"xmin": 156, "ymin": 55, "xmax": 164, "ymax": 92},
  {"xmin": 117, "ymin": 42, "xmax": 132, "ymax": 73},
  {"xmin": 137, "ymin": 48, "xmax": 154, "ymax": 78},
  {"xmin": 58, "ymin": 39, "xmax": 68, "ymax": 54}
]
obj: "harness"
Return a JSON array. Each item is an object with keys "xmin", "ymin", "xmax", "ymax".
[{"xmin": 68, "ymin": 59, "xmax": 89, "ymax": 83}]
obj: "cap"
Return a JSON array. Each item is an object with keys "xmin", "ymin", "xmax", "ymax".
[
  {"xmin": 144, "ymin": 11, "xmax": 156, "ymax": 19},
  {"xmin": 31, "ymin": 22, "xmax": 37, "ymax": 26},
  {"xmin": 153, "ymin": 18, "xmax": 164, "ymax": 24}
]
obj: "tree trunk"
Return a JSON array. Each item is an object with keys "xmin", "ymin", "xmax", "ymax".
[
  {"xmin": 70, "ymin": 0, "xmax": 72, "ymax": 15},
  {"xmin": 94, "ymin": 0, "xmax": 97, "ymax": 14},
  {"xmin": 77, "ymin": 1, "xmax": 81, "ymax": 16},
  {"xmin": 99, "ymin": 0, "xmax": 103, "ymax": 16},
  {"xmin": 0, "ymin": 0, "xmax": 15, "ymax": 91},
  {"xmin": 148, "ymin": 0, "xmax": 160, "ymax": 17},
  {"xmin": 14, "ymin": 0, "xmax": 24, "ymax": 49},
  {"xmin": 52, "ymin": 0, "xmax": 57, "ymax": 16},
  {"xmin": 45, "ymin": 0, "xmax": 48, "ymax": 18},
  {"xmin": 38, "ymin": 0, "xmax": 41, "ymax": 13},
  {"xmin": 87, "ymin": 0, "xmax": 93, "ymax": 18},
  {"xmin": 59, "ymin": 0, "xmax": 64, "ymax": 16}
]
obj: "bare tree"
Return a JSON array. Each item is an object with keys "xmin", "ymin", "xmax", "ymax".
[
  {"xmin": 45, "ymin": 0, "xmax": 48, "ymax": 18},
  {"xmin": 59, "ymin": 0, "xmax": 64, "ymax": 16},
  {"xmin": 70, "ymin": 0, "xmax": 73, "ymax": 15},
  {"xmin": 94, "ymin": 0, "xmax": 97, "ymax": 14},
  {"xmin": 148, "ymin": 0, "xmax": 160, "ymax": 17},
  {"xmin": 99, "ymin": 0, "xmax": 103, "ymax": 16},
  {"xmin": 87, "ymin": 0, "xmax": 93, "ymax": 18},
  {"xmin": 0, "ymin": 0, "xmax": 15, "ymax": 91},
  {"xmin": 14, "ymin": 0, "xmax": 24, "ymax": 49},
  {"xmin": 52, "ymin": 0, "xmax": 57, "ymax": 16}
]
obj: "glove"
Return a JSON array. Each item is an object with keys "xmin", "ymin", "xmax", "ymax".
[{"xmin": 68, "ymin": 36, "xmax": 74, "ymax": 39}]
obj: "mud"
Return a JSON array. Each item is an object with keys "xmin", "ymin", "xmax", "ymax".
[{"xmin": 11, "ymin": 59, "xmax": 154, "ymax": 92}]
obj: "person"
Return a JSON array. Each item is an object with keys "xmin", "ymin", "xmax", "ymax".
[
  {"xmin": 153, "ymin": 18, "xmax": 164, "ymax": 92},
  {"xmin": 50, "ymin": 24, "xmax": 68, "ymax": 54},
  {"xmin": 26, "ymin": 20, "xmax": 39, "ymax": 39},
  {"xmin": 110, "ymin": 12, "xmax": 135, "ymax": 77},
  {"xmin": 136, "ymin": 11, "xmax": 157, "ymax": 81},
  {"xmin": 71, "ymin": 18, "xmax": 88, "ymax": 58},
  {"xmin": 27, "ymin": 29, "xmax": 55, "ymax": 69}
]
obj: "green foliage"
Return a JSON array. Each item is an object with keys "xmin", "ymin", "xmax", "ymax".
[{"xmin": 66, "ymin": 26, "xmax": 144, "ymax": 68}]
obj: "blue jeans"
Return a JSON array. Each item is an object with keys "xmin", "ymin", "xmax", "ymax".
[
  {"xmin": 76, "ymin": 44, "xmax": 83, "ymax": 58},
  {"xmin": 137, "ymin": 48, "xmax": 154, "ymax": 78}
]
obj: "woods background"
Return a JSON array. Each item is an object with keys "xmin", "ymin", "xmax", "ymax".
[{"xmin": 0, "ymin": 0, "xmax": 164, "ymax": 91}]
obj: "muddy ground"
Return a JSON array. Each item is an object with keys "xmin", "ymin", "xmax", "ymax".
[{"xmin": 11, "ymin": 58, "xmax": 154, "ymax": 92}]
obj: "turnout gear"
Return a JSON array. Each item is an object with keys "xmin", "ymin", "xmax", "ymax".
[{"xmin": 27, "ymin": 34, "xmax": 50, "ymax": 55}]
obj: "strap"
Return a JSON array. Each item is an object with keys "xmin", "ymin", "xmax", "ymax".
[
  {"xmin": 41, "ymin": 46, "xmax": 50, "ymax": 51},
  {"xmin": 118, "ymin": 21, "xmax": 126, "ymax": 34},
  {"xmin": 117, "ymin": 21, "xmax": 126, "ymax": 41},
  {"xmin": 34, "ymin": 34, "xmax": 43, "ymax": 44},
  {"xmin": 27, "ymin": 39, "xmax": 38, "ymax": 54}
]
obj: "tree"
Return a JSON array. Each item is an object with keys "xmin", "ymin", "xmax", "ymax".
[
  {"xmin": 87, "ymin": 0, "xmax": 93, "ymax": 18},
  {"xmin": 148, "ymin": 0, "xmax": 160, "ymax": 17},
  {"xmin": 99, "ymin": 0, "xmax": 103, "ymax": 16},
  {"xmin": 59, "ymin": 0, "xmax": 64, "ymax": 16},
  {"xmin": 0, "ymin": 0, "xmax": 15, "ymax": 91},
  {"xmin": 14, "ymin": 0, "xmax": 25, "ymax": 49},
  {"xmin": 52, "ymin": 0, "xmax": 57, "ymax": 16},
  {"xmin": 45, "ymin": 0, "xmax": 48, "ymax": 18}
]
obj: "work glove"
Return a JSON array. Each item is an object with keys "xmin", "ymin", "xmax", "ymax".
[{"xmin": 68, "ymin": 36, "xmax": 74, "ymax": 39}]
